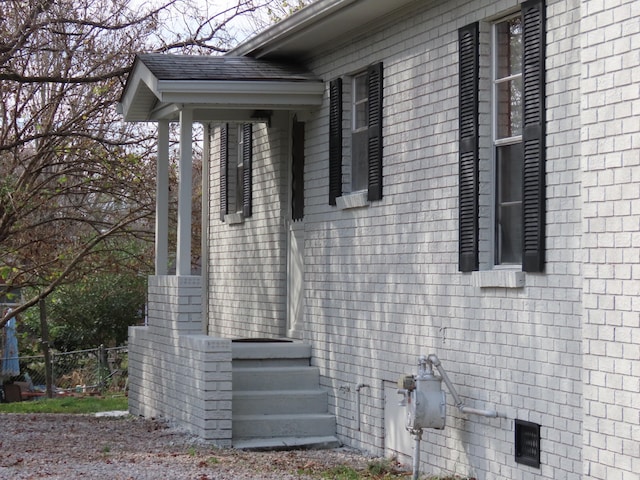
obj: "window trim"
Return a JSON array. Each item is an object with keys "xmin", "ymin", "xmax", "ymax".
[{"xmin": 492, "ymin": 13, "xmax": 524, "ymax": 267}]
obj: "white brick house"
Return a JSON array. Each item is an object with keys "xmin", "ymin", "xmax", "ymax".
[{"xmin": 119, "ymin": 0, "xmax": 640, "ymax": 479}]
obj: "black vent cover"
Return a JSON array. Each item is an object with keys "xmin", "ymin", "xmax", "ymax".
[{"xmin": 515, "ymin": 419, "xmax": 541, "ymax": 468}]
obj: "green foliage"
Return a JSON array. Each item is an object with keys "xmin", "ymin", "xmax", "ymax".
[
  {"xmin": 20, "ymin": 273, "xmax": 146, "ymax": 353},
  {"xmin": 298, "ymin": 457, "xmax": 411, "ymax": 479},
  {"xmin": 50, "ymin": 273, "xmax": 146, "ymax": 351},
  {"xmin": 320, "ymin": 465, "xmax": 361, "ymax": 480}
]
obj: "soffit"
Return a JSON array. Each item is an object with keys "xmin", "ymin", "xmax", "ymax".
[{"xmin": 230, "ymin": 0, "xmax": 423, "ymax": 60}]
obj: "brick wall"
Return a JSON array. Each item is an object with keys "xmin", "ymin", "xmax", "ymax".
[
  {"xmin": 298, "ymin": 1, "xmax": 582, "ymax": 479},
  {"xmin": 128, "ymin": 275, "xmax": 232, "ymax": 444},
  {"xmin": 206, "ymin": 117, "xmax": 289, "ymax": 339},
  {"xmin": 199, "ymin": 0, "xmax": 639, "ymax": 479},
  {"xmin": 581, "ymin": 1, "xmax": 640, "ymax": 479}
]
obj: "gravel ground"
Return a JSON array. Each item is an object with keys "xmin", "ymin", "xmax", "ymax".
[{"xmin": 0, "ymin": 413, "xmax": 397, "ymax": 479}]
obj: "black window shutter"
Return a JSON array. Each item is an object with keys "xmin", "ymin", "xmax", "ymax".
[
  {"xmin": 458, "ymin": 22, "xmax": 480, "ymax": 272},
  {"xmin": 367, "ymin": 62, "xmax": 383, "ymax": 201},
  {"xmin": 329, "ymin": 78, "xmax": 343, "ymax": 205},
  {"xmin": 291, "ymin": 118, "xmax": 305, "ymax": 221},
  {"xmin": 242, "ymin": 123, "xmax": 253, "ymax": 218},
  {"xmin": 219, "ymin": 124, "xmax": 228, "ymax": 222},
  {"xmin": 521, "ymin": 0, "xmax": 546, "ymax": 272}
]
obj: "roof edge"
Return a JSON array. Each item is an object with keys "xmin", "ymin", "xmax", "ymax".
[{"xmin": 229, "ymin": 0, "xmax": 358, "ymax": 58}]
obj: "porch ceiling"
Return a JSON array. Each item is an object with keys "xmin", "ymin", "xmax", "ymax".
[{"xmin": 119, "ymin": 54, "xmax": 325, "ymax": 122}]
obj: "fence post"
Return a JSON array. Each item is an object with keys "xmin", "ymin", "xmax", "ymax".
[
  {"xmin": 39, "ymin": 298, "xmax": 53, "ymax": 399},
  {"xmin": 98, "ymin": 344, "xmax": 107, "ymax": 394}
]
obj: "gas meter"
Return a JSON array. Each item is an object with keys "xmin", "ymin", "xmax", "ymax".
[{"xmin": 397, "ymin": 356, "xmax": 446, "ymax": 431}]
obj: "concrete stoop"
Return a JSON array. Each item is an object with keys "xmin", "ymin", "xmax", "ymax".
[{"xmin": 231, "ymin": 340, "xmax": 340, "ymax": 450}]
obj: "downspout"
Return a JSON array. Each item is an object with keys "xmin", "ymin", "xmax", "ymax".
[{"xmin": 355, "ymin": 383, "xmax": 369, "ymax": 431}]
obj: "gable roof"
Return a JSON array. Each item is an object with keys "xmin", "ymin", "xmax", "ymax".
[
  {"xmin": 119, "ymin": 54, "xmax": 323, "ymax": 122},
  {"xmin": 135, "ymin": 54, "xmax": 319, "ymax": 82}
]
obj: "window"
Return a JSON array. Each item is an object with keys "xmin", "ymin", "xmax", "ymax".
[
  {"xmin": 494, "ymin": 15, "xmax": 524, "ymax": 265},
  {"xmin": 458, "ymin": 0, "xmax": 545, "ymax": 273},
  {"xmin": 291, "ymin": 117, "xmax": 305, "ymax": 221},
  {"xmin": 351, "ymin": 71, "xmax": 369, "ymax": 192},
  {"xmin": 220, "ymin": 123, "xmax": 252, "ymax": 221},
  {"xmin": 329, "ymin": 62, "xmax": 383, "ymax": 205}
]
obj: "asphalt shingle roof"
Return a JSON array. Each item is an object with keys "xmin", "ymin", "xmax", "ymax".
[{"xmin": 137, "ymin": 54, "xmax": 320, "ymax": 82}]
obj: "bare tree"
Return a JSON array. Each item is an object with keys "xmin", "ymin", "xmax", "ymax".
[{"xmin": 0, "ymin": 0, "xmax": 280, "ymax": 328}]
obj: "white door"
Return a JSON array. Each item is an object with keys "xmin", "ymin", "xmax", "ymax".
[
  {"xmin": 286, "ymin": 118, "xmax": 305, "ymax": 337},
  {"xmin": 287, "ymin": 221, "xmax": 304, "ymax": 336}
]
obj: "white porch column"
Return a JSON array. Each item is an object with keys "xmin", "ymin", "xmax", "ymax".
[
  {"xmin": 176, "ymin": 108, "xmax": 193, "ymax": 276},
  {"xmin": 155, "ymin": 120, "xmax": 170, "ymax": 275}
]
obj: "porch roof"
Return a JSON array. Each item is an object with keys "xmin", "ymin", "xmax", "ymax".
[{"xmin": 119, "ymin": 54, "xmax": 324, "ymax": 122}]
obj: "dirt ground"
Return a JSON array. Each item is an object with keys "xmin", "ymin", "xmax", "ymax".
[{"xmin": 0, "ymin": 413, "xmax": 406, "ymax": 479}]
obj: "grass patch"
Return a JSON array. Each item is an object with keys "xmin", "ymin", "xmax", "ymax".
[{"xmin": 0, "ymin": 395, "xmax": 128, "ymax": 414}]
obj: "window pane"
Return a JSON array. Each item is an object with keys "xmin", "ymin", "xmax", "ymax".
[
  {"xmin": 497, "ymin": 203, "xmax": 522, "ymax": 264},
  {"xmin": 354, "ymin": 100, "xmax": 368, "ymax": 130},
  {"xmin": 496, "ymin": 76, "xmax": 522, "ymax": 138},
  {"xmin": 496, "ymin": 17, "xmax": 522, "ymax": 78},
  {"xmin": 497, "ymin": 143, "xmax": 523, "ymax": 202},
  {"xmin": 354, "ymin": 74, "xmax": 367, "ymax": 101},
  {"xmin": 496, "ymin": 143, "xmax": 523, "ymax": 264},
  {"xmin": 353, "ymin": 74, "xmax": 368, "ymax": 130},
  {"xmin": 351, "ymin": 129, "xmax": 368, "ymax": 191}
]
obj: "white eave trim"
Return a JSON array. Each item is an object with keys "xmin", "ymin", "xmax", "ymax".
[
  {"xmin": 157, "ymin": 81, "xmax": 325, "ymax": 109},
  {"xmin": 121, "ymin": 78, "xmax": 325, "ymax": 122},
  {"xmin": 157, "ymin": 79, "xmax": 324, "ymax": 97},
  {"xmin": 230, "ymin": 0, "xmax": 356, "ymax": 57}
]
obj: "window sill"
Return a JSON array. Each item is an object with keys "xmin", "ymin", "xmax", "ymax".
[
  {"xmin": 472, "ymin": 269, "xmax": 525, "ymax": 289},
  {"xmin": 336, "ymin": 191, "xmax": 368, "ymax": 210},
  {"xmin": 225, "ymin": 212, "xmax": 244, "ymax": 225}
]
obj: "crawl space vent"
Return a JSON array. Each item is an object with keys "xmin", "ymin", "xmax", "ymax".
[{"xmin": 515, "ymin": 419, "xmax": 541, "ymax": 468}]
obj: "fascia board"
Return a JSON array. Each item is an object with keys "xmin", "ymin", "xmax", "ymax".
[
  {"xmin": 156, "ymin": 80, "xmax": 324, "ymax": 96},
  {"xmin": 230, "ymin": 0, "xmax": 355, "ymax": 57},
  {"xmin": 230, "ymin": 0, "xmax": 420, "ymax": 59},
  {"xmin": 157, "ymin": 81, "xmax": 325, "ymax": 108},
  {"xmin": 159, "ymin": 92, "xmax": 324, "ymax": 109},
  {"xmin": 119, "ymin": 62, "xmax": 162, "ymax": 121}
]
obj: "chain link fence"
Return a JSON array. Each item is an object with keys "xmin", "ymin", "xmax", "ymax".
[{"xmin": 9, "ymin": 346, "xmax": 128, "ymax": 397}]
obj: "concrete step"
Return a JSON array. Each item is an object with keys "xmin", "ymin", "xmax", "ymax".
[
  {"xmin": 231, "ymin": 340, "xmax": 338, "ymax": 450},
  {"xmin": 232, "ymin": 366, "xmax": 321, "ymax": 391},
  {"xmin": 232, "ymin": 435, "xmax": 341, "ymax": 451},
  {"xmin": 232, "ymin": 341, "xmax": 311, "ymax": 368},
  {"xmin": 233, "ymin": 389, "xmax": 329, "ymax": 416},
  {"xmin": 232, "ymin": 413, "xmax": 336, "ymax": 440}
]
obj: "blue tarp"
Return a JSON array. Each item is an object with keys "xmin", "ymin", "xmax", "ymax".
[{"xmin": 2, "ymin": 310, "xmax": 20, "ymax": 377}]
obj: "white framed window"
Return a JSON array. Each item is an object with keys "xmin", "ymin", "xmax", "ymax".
[
  {"xmin": 234, "ymin": 125, "xmax": 245, "ymax": 213},
  {"xmin": 493, "ymin": 14, "xmax": 524, "ymax": 266},
  {"xmin": 351, "ymin": 71, "xmax": 369, "ymax": 192}
]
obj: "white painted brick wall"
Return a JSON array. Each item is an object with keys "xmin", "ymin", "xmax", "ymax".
[
  {"xmin": 206, "ymin": 118, "xmax": 289, "ymax": 339},
  {"xmin": 128, "ymin": 275, "xmax": 232, "ymax": 444},
  {"xmin": 279, "ymin": 2, "xmax": 582, "ymax": 478},
  {"xmin": 197, "ymin": 0, "xmax": 639, "ymax": 479},
  {"xmin": 581, "ymin": 0, "xmax": 640, "ymax": 479}
]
